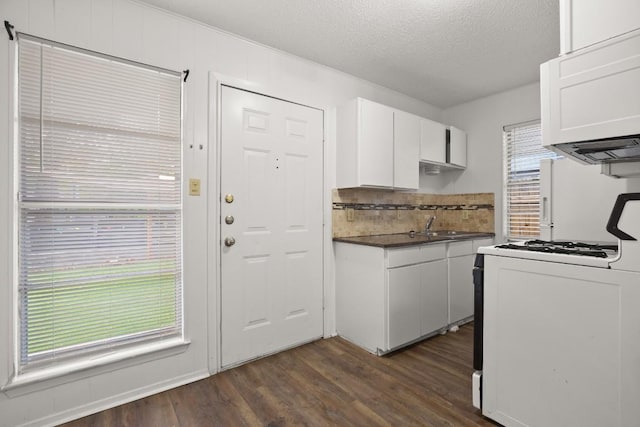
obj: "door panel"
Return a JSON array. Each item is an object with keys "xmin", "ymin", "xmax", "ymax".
[
  {"xmin": 421, "ymin": 259, "xmax": 449, "ymax": 335},
  {"xmin": 220, "ymin": 86, "xmax": 323, "ymax": 368},
  {"xmin": 393, "ymin": 110, "xmax": 420, "ymax": 189},
  {"xmin": 448, "ymin": 255, "xmax": 475, "ymax": 323},
  {"xmin": 387, "ymin": 264, "xmax": 422, "ymax": 349},
  {"xmin": 243, "ymin": 255, "xmax": 271, "ymax": 328},
  {"xmin": 358, "ymin": 99, "xmax": 394, "ymax": 187}
]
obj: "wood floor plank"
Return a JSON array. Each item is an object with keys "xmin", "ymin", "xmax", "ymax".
[{"xmin": 60, "ymin": 323, "xmax": 498, "ymax": 427}]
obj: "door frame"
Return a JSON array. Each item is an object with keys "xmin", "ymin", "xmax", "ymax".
[{"xmin": 206, "ymin": 73, "xmax": 331, "ymax": 374}]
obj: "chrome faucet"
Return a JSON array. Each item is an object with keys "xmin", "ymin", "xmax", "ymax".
[{"xmin": 425, "ymin": 215, "xmax": 436, "ymax": 233}]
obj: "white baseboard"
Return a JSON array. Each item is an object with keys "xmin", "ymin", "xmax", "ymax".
[{"xmin": 22, "ymin": 370, "xmax": 210, "ymax": 427}]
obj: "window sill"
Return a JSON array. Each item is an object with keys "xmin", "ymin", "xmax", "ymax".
[{"xmin": 2, "ymin": 337, "xmax": 190, "ymax": 397}]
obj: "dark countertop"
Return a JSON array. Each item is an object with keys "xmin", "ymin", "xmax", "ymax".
[{"xmin": 333, "ymin": 231, "xmax": 495, "ymax": 248}]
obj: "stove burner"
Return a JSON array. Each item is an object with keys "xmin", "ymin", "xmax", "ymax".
[
  {"xmin": 495, "ymin": 240, "xmax": 618, "ymax": 258},
  {"xmin": 524, "ymin": 240, "xmax": 618, "ymax": 251}
]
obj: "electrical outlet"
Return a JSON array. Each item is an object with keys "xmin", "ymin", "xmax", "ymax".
[
  {"xmin": 462, "ymin": 210, "xmax": 469, "ymax": 220},
  {"xmin": 346, "ymin": 208, "xmax": 355, "ymax": 222}
]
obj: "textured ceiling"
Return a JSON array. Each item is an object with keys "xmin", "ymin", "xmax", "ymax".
[{"xmin": 136, "ymin": 0, "xmax": 559, "ymax": 108}]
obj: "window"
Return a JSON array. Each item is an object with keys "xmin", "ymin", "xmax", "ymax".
[
  {"xmin": 503, "ymin": 121, "xmax": 560, "ymax": 240},
  {"xmin": 17, "ymin": 35, "xmax": 183, "ymax": 371}
]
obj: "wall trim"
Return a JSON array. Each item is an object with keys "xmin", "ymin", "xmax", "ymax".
[{"xmin": 21, "ymin": 370, "xmax": 209, "ymax": 427}]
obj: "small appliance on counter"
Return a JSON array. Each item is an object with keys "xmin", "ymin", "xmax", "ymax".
[{"xmin": 472, "ymin": 193, "xmax": 640, "ymax": 427}]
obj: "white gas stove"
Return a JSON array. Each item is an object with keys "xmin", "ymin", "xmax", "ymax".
[
  {"xmin": 478, "ymin": 239, "xmax": 619, "ymax": 268},
  {"xmin": 472, "ymin": 194, "xmax": 640, "ymax": 427}
]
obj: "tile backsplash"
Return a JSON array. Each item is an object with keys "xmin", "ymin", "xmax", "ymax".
[{"xmin": 332, "ymin": 188, "xmax": 494, "ymax": 238}]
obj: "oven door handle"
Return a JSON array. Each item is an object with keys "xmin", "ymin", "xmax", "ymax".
[
  {"xmin": 473, "ymin": 254, "xmax": 484, "ymax": 371},
  {"xmin": 606, "ymin": 193, "xmax": 640, "ymax": 241}
]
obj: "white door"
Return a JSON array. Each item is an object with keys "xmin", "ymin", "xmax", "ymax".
[{"xmin": 220, "ymin": 86, "xmax": 324, "ymax": 368}]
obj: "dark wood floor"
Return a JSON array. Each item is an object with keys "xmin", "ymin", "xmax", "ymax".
[{"xmin": 62, "ymin": 323, "xmax": 497, "ymax": 426}]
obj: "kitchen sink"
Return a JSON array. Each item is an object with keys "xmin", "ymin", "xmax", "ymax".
[
  {"xmin": 424, "ymin": 230, "xmax": 479, "ymax": 239},
  {"xmin": 405, "ymin": 230, "xmax": 481, "ymax": 240}
]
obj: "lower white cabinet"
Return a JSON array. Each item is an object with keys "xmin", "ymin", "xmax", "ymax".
[
  {"xmin": 448, "ymin": 253, "xmax": 475, "ymax": 324},
  {"xmin": 448, "ymin": 238, "xmax": 494, "ymax": 325},
  {"xmin": 335, "ymin": 241, "xmax": 448, "ymax": 354},
  {"xmin": 419, "ymin": 259, "xmax": 449, "ymax": 339},
  {"xmin": 387, "ymin": 259, "xmax": 448, "ymax": 349},
  {"xmin": 335, "ymin": 236, "xmax": 494, "ymax": 354},
  {"xmin": 388, "ymin": 263, "xmax": 422, "ymax": 348}
]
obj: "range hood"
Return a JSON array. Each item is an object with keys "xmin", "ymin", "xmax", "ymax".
[
  {"xmin": 552, "ymin": 135, "xmax": 640, "ymax": 164},
  {"xmin": 540, "ymin": 28, "xmax": 640, "ymax": 177}
]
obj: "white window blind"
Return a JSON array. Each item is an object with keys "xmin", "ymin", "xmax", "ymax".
[
  {"xmin": 17, "ymin": 35, "xmax": 183, "ymax": 370},
  {"xmin": 503, "ymin": 121, "xmax": 560, "ymax": 240}
]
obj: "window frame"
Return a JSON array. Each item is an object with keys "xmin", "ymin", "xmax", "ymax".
[
  {"xmin": 10, "ymin": 33, "xmax": 187, "ymax": 382},
  {"xmin": 503, "ymin": 120, "xmax": 561, "ymax": 241}
]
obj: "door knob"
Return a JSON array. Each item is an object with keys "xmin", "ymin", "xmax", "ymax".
[
  {"xmin": 224, "ymin": 237, "xmax": 236, "ymax": 247},
  {"xmin": 225, "ymin": 215, "xmax": 234, "ymax": 225}
]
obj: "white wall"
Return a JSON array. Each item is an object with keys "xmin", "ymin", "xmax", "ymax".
[
  {"xmin": 433, "ymin": 82, "xmax": 543, "ymax": 242},
  {"xmin": 548, "ymin": 159, "xmax": 640, "ymax": 242},
  {"xmin": 437, "ymin": 81, "xmax": 640, "ymax": 243},
  {"xmin": 0, "ymin": 1, "xmax": 442, "ymax": 425}
]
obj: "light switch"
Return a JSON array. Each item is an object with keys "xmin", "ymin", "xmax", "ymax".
[{"xmin": 189, "ymin": 178, "xmax": 201, "ymax": 196}]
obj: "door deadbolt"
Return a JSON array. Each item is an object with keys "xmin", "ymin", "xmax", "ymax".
[
  {"xmin": 224, "ymin": 237, "xmax": 236, "ymax": 247},
  {"xmin": 225, "ymin": 215, "xmax": 234, "ymax": 225},
  {"xmin": 224, "ymin": 194, "xmax": 234, "ymax": 203}
]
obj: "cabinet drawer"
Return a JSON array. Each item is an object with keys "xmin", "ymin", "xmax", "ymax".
[
  {"xmin": 473, "ymin": 238, "xmax": 494, "ymax": 253},
  {"xmin": 387, "ymin": 244, "xmax": 446, "ymax": 268},
  {"xmin": 448, "ymin": 240, "xmax": 473, "ymax": 257}
]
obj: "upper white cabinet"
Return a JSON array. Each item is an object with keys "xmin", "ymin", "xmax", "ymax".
[
  {"xmin": 420, "ymin": 118, "xmax": 447, "ymax": 164},
  {"xmin": 560, "ymin": 0, "xmax": 640, "ymax": 54},
  {"xmin": 337, "ymin": 98, "xmax": 466, "ymax": 188},
  {"xmin": 337, "ymin": 98, "xmax": 394, "ymax": 188},
  {"xmin": 394, "ymin": 110, "xmax": 421, "ymax": 189},
  {"xmin": 420, "ymin": 121, "xmax": 468, "ymax": 170},
  {"xmin": 448, "ymin": 126, "xmax": 467, "ymax": 168},
  {"xmin": 337, "ymin": 98, "xmax": 419, "ymax": 189},
  {"xmin": 541, "ymin": 28, "xmax": 640, "ymax": 147}
]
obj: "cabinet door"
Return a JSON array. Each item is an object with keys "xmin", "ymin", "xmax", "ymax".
[
  {"xmin": 448, "ymin": 126, "xmax": 467, "ymax": 168},
  {"xmin": 420, "ymin": 118, "xmax": 446, "ymax": 164},
  {"xmin": 420, "ymin": 259, "xmax": 448, "ymax": 336},
  {"xmin": 448, "ymin": 254, "xmax": 475, "ymax": 324},
  {"xmin": 560, "ymin": 0, "xmax": 640, "ymax": 54},
  {"xmin": 358, "ymin": 99, "xmax": 394, "ymax": 187},
  {"xmin": 387, "ymin": 264, "xmax": 422, "ymax": 349},
  {"xmin": 541, "ymin": 29, "xmax": 640, "ymax": 148},
  {"xmin": 393, "ymin": 110, "xmax": 420, "ymax": 189}
]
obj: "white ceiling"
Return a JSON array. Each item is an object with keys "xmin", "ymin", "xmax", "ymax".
[{"xmin": 137, "ymin": 0, "xmax": 560, "ymax": 108}]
